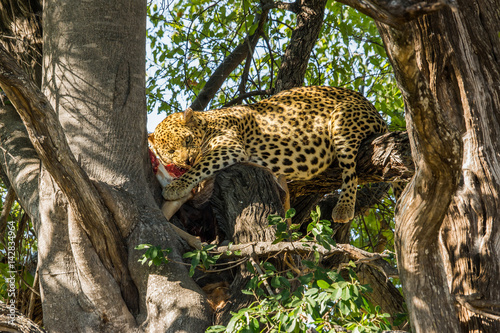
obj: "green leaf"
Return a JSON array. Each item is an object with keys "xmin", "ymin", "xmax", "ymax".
[
  {"xmin": 341, "ymin": 287, "xmax": 352, "ymax": 300},
  {"xmin": 316, "ymin": 280, "xmax": 331, "ymax": 289},
  {"xmin": 285, "ymin": 208, "xmax": 296, "ymax": 219},
  {"xmin": 268, "ymin": 214, "xmax": 283, "ymax": 225},
  {"xmin": 205, "ymin": 325, "xmax": 226, "ymax": 333},
  {"xmin": 298, "ymin": 273, "xmax": 313, "ymax": 285}
]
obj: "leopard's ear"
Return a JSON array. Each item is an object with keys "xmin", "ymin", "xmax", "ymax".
[
  {"xmin": 148, "ymin": 132, "xmax": 155, "ymax": 147},
  {"xmin": 182, "ymin": 107, "xmax": 195, "ymax": 124}
]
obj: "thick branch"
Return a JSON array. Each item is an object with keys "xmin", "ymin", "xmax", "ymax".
[
  {"xmin": 223, "ymin": 89, "xmax": 273, "ymax": 107},
  {"xmin": 289, "ymin": 131, "xmax": 413, "ymax": 197},
  {"xmin": 274, "ymin": 0, "xmax": 327, "ymax": 92},
  {"xmin": 335, "ymin": 0, "xmax": 452, "ymax": 28},
  {"xmin": 0, "ymin": 301, "xmax": 46, "ymax": 333},
  {"xmin": 0, "ymin": 105, "xmax": 40, "ymax": 222},
  {"xmin": 0, "ymin": 44, "xmax": 136, "ymax": 309}
]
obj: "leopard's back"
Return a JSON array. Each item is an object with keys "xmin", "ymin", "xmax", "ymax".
[{"xmin": 200, "ymin": 86, "xmax": 387, "ymax": 180}]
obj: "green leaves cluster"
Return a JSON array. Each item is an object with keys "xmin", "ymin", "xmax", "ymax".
[
  {"xmin": 208, "ymin": 208, "xmax": 393, "ymax": 333},
  {"xmin": 147, "ymin": 0, "xmax": 268, "ymax": 114},
  {"xmin": 317, "ymin": 3, "xmax": 405, "ymax": 130},
  {"xmin": 183, "ymin": 244, "xmax": 221, "ymax": 277},
  {"xmin": 269, "ymin": 206, "xmax": 336, "ymax": 251},
  {"xmin": 135, "ymin": 243, "xmax": 171, "ymax": 266}
]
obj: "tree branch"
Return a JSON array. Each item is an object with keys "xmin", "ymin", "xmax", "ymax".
[
  {"xmin": 334, "ymin": 0, "xmax": 453, "ymax": 28},
  {"xmin": 214, "ymin": 241, "xmax": 398, "ymax": 278},
  {"xmin": 262, "ymin": 1, "xmax": 300, "ymax": 13},
  {"xmin": 0, "ymin": 300, "xmax": 46, "ymax": 333},
  {"xmin": 274, "ymin": 0, "xmax": 327, "ymax": 92},
  {"xmin": 222, "ymin": 89, "xmax": 273, "ymax": 107},
  {"xmin": 190, "ymin": 5, "xmax": 270, "ymax": 110},
  {"xmin": 455, "ymin": 294, "xmax": 500, "ymax": 321},
  {"xmin": 289, "ymin": 131, "xmax": 413, "ymax": 197},
  {"xmin": 0, "ymin": 105, "xmax": 40, "ymax": 222}
]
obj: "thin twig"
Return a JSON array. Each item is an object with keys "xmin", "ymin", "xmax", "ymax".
[
  {"xmin": 223, "ymin": 89, "xmax": 273, "ymax": 107},
  {"xmin": 27, "ymin": 269, "xmax": 39, "ymax": 320},
  {"xmin": 249, "ymin": 255, "xmax": 274, "ymax": 296}
]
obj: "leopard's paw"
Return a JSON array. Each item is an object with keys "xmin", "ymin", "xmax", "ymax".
[
  {"xmin": 162, "ymin": 182, "xmax": 192, "ymax": 201},
  {"xmin": 332, "ymin": 203, "xmax": 354, "ymax": 223}
]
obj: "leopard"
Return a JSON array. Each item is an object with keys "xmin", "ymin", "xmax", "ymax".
[{"xmin": 149, "ymin": 86, "xmax": 388, "ymax": 223}]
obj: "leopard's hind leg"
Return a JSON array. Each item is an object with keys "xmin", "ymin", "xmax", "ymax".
[{"xmin": 329, "ymin": 108, "xmax": 374, "ymax": 223}]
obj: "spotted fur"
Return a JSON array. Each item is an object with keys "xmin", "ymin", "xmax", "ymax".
[{"xmin": 150, "ymin": 86, "xmax": 388, "ymax": 223}]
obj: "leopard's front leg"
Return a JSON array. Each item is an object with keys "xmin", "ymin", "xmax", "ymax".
[{"xmin": 162, "ymin": 141, "xmax": 249, "ymax": 201}]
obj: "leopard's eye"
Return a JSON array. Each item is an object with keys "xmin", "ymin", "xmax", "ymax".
[
  {"xmin": 185, "ymin": 137, "xmax": 193, "ymax": 146},
  {"xmin": 168, "ymin": 149, "xmax": 175, "ymax": 154}
]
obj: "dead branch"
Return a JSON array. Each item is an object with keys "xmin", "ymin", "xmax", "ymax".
[
  {"xmin": 455, "ymin": 293, "xmax": 500, "ymax": 321},
  {"xmin": 0, "ymin": 300, "xmax": 46, "ymax": 333}
]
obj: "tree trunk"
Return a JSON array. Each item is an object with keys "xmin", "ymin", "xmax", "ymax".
[
  {"xmin": 375, "ymin": 0, "xmax": 500, "ymax": 331},
  {"xmin": 208, "ymin": 164, "xmax": 284, "ymax": 325},
  {"xmin": 0, "ymin": 0, "xmax": 212, "ymax": 331}
]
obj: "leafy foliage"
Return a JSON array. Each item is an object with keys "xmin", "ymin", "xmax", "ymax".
[
  {"xmin": 0, "ymin": 183, "xmax": 38, "ymax": 316},
  {"xmin": 183, "ymin": 244, "xmax": 221, "ymax": 277},
  {"xmin": 135, "ymin": 243, "xmax": 171, "ymax": 266},
  {"xmin": 206, "ymin": 208, "xmax": 393, "ymax": 332},
  {"xmin": 135, "ymin": 206, "xmax": 399, "ymax": 331}
]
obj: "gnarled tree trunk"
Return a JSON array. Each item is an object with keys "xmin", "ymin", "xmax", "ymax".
[{"xmin": 373, "ymin": 0, "xmax": 500, "ymax": 331}]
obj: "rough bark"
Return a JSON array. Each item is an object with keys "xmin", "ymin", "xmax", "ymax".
[
  {"xmin": 369, "ymin": 0, "xmax": 500, "ymax": 332},
  {"xmin": 211, "ymin": 164, "xmax": 284, "ymax": 243},
  {"xmin": 0, "ymin": 301, "xmax": 46, "ymax": 333},
  {"xmin": 0, "ymin": 0, "xmax": 42, "ymax": 86},
  {"xmin": 274, "ymin": 0, "xmax": 327, "ymax": 92}
]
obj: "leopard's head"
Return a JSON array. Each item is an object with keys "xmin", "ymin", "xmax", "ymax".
[{"xmin": 149, "ymin": 108, "xmax": 205, "ymax": 169}]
